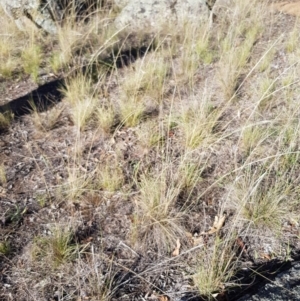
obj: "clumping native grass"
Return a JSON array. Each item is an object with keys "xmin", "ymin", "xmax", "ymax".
[
  {"xmin": 31, "ymin": 227, "xmax": 77, "ymax": 267},
  {"xmin": 55, "ymin": 21, "xmax": 83, "ymax": 66},
  {"xmin": 53, "ymin": 5, "xmax": 118, "ymax": 70},
  {"xmin": 50, "ymin": 52, "xmax": 65, "ymax": 74},
  {"xmin": 0, "ymin": 56, "xmax": 15, "ymax": 78},
  {"xmin": 96, "ymin": 103, "xmax": 116, "ymax": 133},
  {"xmin": 175, "ymin": 23, "xmax": 213, "ymax": 87},
  {"xmin": 30, "ymin": 101, "xmax": 65, "ymax": 132},
  {"xmin": 136, "ymin": 119, "xmax": 165, "ymax": 148},
  {"xmin": 56, "ymin": 136, "xmax": 95, "ymax": 202},
  {"xmin": 0, "ymin": 40, "xmax": 17, "ymax": 78},
  {"xmin": 48, "ymin": 17, "xmax": 86, "ymax": 71},
  {"xmin": 274, "ymin": 117, "xmax": 300, "ymax": 169},
  {"xmin": 0, "ymin": 10, "xmax": 23, "ymax": 77},
  {"xmin": 95, "ymin": 158, "xmax": 124, "ymax": 192},
  {"xmin": 259, "ymin": 46, "xmax": 276, "ymax": 73},
  {"xmin": 63, "ymin": 73, "xmax": 98, "ymax": 131},
  {"xmin": 280, "ymin": 124, "xmax": 299, "ymax": 150},
  {"xmin": 0, "ymin": 111, "xmax": 13, "ymax": 131},
  {"xmin": 178, "ymin": 97, "xmax": 221, "ymax": 149},
  {"xmin": 286, "ymin": 23, "xmax": 299, "ymax": 53},
  {"xmin": 132, "ymin": 168, "xmax": 185, "ymax": 253},
  {"xmin": 0, "ymin": 164, "xmax": 7, "ymax": 185},
  {"xmin": 240, "ymin": 123, "xmax": 272, "ymax": 157},
  {"xmin": 218, "ymin": 32, "xmax": 259, "ymax": 100},
  {"xmin": 193, "ymin": 237, "xmax": 237, "ymax": 300},
  {"xmin": 62, "ymin": 165, "xmax": 93, "ymax": 202},
  {"xmin": 231, "ymin": 168, "xmax": 289, "ymax": 230},
  {"xmin": 281, "ymin": 73, "xmax": 298, "ymax": 96},
  {"xmin": 194, "ymin": 29, "xmax": 214, "ymax": 65},
  {"xmin": 178, "ymin": 159, "xmax": 203, "ymax": 193},
  {"xmin": 257, "ymin": 76, "xmax": 276, "ymax": 112},
  {"xmin": 21, "ymin": 44, "xmax": 41, "ymax": 82},
  {"xmin": 74, "ymin": 249, "xmax": 118, "ymax": 301},
  {"xmin": 0, "ymin": 241, "xmax": 11, "ymax": 255},
  {"xmin": 120, "ymin": 52, "xmax": 169, "ymax": 104},
  {"xmin": 217, "ymin": 1, "xmax": 263, "ymax": 100},
  {"xmin": 118, "ymin": 95, "xmax": 146, "ymax": 127}
]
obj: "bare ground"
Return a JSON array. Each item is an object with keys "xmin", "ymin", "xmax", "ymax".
[{"xmin": 1, "ymin": 1, "xmax": 300, "ymax": 300}]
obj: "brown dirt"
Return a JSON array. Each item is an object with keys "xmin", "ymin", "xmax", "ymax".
[{"xmin": 1, "ymin": 1, "xmax": 300, "ymax": 301}]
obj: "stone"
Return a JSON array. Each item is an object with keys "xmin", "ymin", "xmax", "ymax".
[
  {"xmin": 114, "ymin": 0, "xmax": 212, "ymax": 32},
  {"xmin": 0, "ymin": 0, "xmax": 61, "ymax": 34},
  {"xmin": 0, "ymin": 0, "xmax": 215, "ymax": 34},
  {"xmin": 237, "ymin": 262, "xmax": 300, "ymax": 301},
  {"xmin": 0, "ymin": 0, "xmax": 100, "ymax": 34}
]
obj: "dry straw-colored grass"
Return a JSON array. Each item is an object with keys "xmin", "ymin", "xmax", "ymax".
[{"xmin": 2, "ymin": 0, "xmax": 300, "ymax": 299}]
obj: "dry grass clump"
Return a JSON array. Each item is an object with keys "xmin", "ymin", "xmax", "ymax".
[
  {"xmin": 178, "ymin": 158, "xmax": 204, "ymax": 193},
  {"xmin": 30, "ymin": 101, "xmax": 65, "ymax": 132},
  {"xmin": 193, "ymin": 237, "xmax": 238, "ymax": 300},
  {"xmin": 239, "ymin": 122, "xmax": 273, "ymax": 157},
  {"xmin": 96, "ymin": 103, "xmax": 116, "ymax": 132},
  {"xmin": 21, "ymin": 43, "xmax": 42, "ymax": 82},
  {"xmin": 0, "ymin": 163, "xmax": 7, "ymax": 185},
  {"xmin": 258, "ymin": 45, "xmax": 276, "ymax": 73},
  {"xmin": 132, "ymin": 166, "xmax": 186, "ymax": 253},
  {"xmin": 136, "ymin": 119, "xmax": 166, "ymax": 148},
  {"xmin": 95, "ymin": 157, "xmax": 125, "ymax": 192},
  {"xmin": 73, "ymin": 248, "xmax": 119, "ymax": 301},
  {"xmin": 0, "ymin": 9, "xmax": 24, "ymax": 78},
  {"xmin": 217, "ymin": 1, "xmax": 264, "ymax": 100},
  {"xmin": 0, "ymin": 39, "xmax": 18, "ymax": 78},
  {"xmin": 257, "ymin": 76, "xmax": 277, "ymax": 112},
  {"xmin": 0, "ymin": 241, "xmax": 11, "ymax": 255},
  {"xmin": 174, "ymin": 23, "xmax": 214, "ymax": 87},
  {"xmin": 4, "ymin": 0, "xmax": 300, "ymax": 300},
  {"xmin": 230, "ymin": 167, "xmax": 289, "ymax": 230},
  {"xmin": 286, "ymin": 23, "xmax": 299, "ymax": 53},
  {"xmin": 118, "ymin": 94, "xmax": 146, "ymax": 127},
  {"xmin": 63, "ymin": 73, "xmax": 98, "ymax": 131},
  {"xmin": 121, "ymin": 52, "xmax": 170, "ymax": 102},
  {"xmin": 0, "ymin": 111, "xmax": 13, "ymax": 131},
  {"xmin": 31, "ymin": 227, "xmax": 78, "ymax": 267},
  {"xmin": 178, "ymin": 94, "xmax": 223, "ymax": 149},
  {"xmin": 62, "ymin": 163, "xmax": 94, "ymax": 202},
  {"xmin": 117, "ymin": 52, "xmax": 170, "ymax": 127}
]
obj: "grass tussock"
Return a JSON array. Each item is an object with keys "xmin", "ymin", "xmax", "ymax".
[
  {"xmin": 31, "ymin": 227, "xmax": 77, "ymax": 267},
  {"xmin": 63, "ymin": 73, "xmax": 98, "ymax": 131},
  {"xmin": 3, "ymin": 0, "xmax": 300, "ymax": 300},
  {"xmin": 96, "ymin": 103, "xmax": 116, "ymax": 133},
  {"xmin": 95, "ymin": 157, "xmax": 125, "ymax": 192},
  {"xmin": 132, "ymin": 168, "xmax": 186, "ymax": 253},
  {"xmin": 178, "ymin": 95, "xmax": 222, "ymax": 149},
  {"xmin": 0, "ymin": 111, "xmax": 13, "ymax": 131},
  {"xmin": 21, "ymin": 43, "xmax": 42, "ymax": 82},
  {"xmin": 0, "ymin": 241, "xmax": 11, "ymax": 255},
  {"xmin": 62, "ymin": 163, "xmax": 93, "ymax": 202},
  {"xmin": 30, "ymin": 101, "xmax": 65, "ymax": 132},
  {"xmin": 121, "ymin": 52, "xmax": 170, "ymax": 102},
  {"xmin": 0, "ymin": 164, "xmax": 7, "ymax": 185},
  {"xmin": 230, "ymin": 167, "xmax": 290, "ymax": 230},
  {"xmin": 193, "ymin": 237, "xmax": 238, "ymax": 300}
]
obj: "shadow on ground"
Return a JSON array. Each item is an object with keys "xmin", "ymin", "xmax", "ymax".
[
  {"xmin": 0, "ymin": 79, "xmax": 65, "ymax": 117},
  {"xmin": 0, "ymin": 44, "xmax": 151, "ymax": 120}
]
